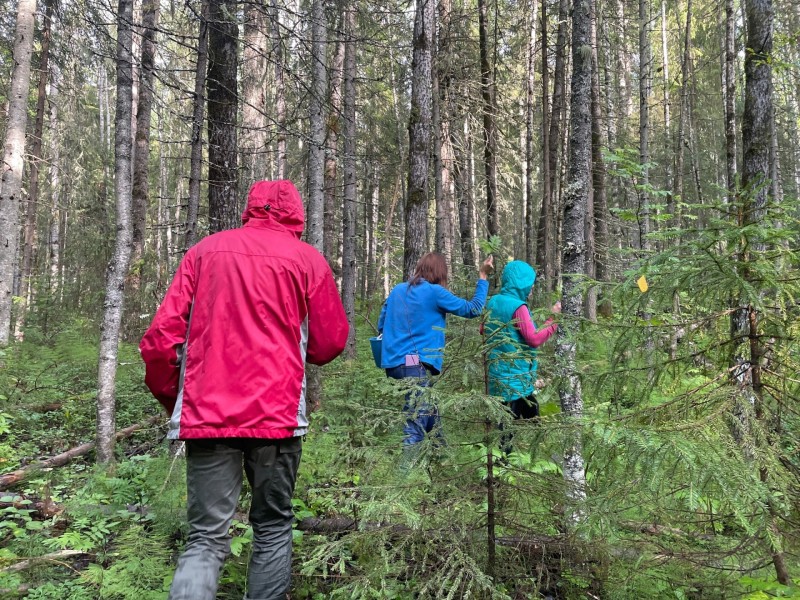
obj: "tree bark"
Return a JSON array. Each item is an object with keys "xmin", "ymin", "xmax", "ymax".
[
  {"xmin": 456, "ymin": 118, "xmax": 476, "ymax": 269},
  {"xmin": 207, "ymin": 0, "xmax": 239, "ymax": 233},
  {"xmin": 47, "ymin": 68, "xmax": 61, "ymax": 296},
  {"xmin": 324, "ymin": 11, "xmax": 344, "ymax": 277},
  {"xmin": 241, "ymin": 0, "xmax": 268, "ymax": 189},
  {"xmin": 558, "ymin": 0, "xmax": 591, "ymax": 524},
  {"xmin": 590, "ymin": 0, "xmax": 609, "ymax": 318},
  {"xmin": 0, "ymin": 0, "xmax": 37, "ymax": 346},
  {"xmin": 724, "ymin": 0, "xmax": 737, "ymax": 201},
  {"xmin": 341, "ymin": 3, "xmax": 357, "ymax": 359},
  {"xmin": 537, "ymin": 0, "xmax": 550, "ymax": 274},
  {"xmin": 434, "ymin": 0, "xmax": 455, "ymax": 275},
  {"xmin": 96, "ymin": 0, "xmax": 135, "ymax": 465},
  {"xmin": 185, "ymin": 0, "xmax": 209, "ymax": 251},
  {"xmin": 270, "ymin": 0, "xmax": 287, "ymax": 179},
  {"xmin": 638, "ymin": 0, "xmax": 652, "ymax": 250},
  {"xmin": 307, "ymin": 0, "xmax": 327, "ymax": 251},
  {"xmin": 478, "ymin": 0, "xmax": 498, "ymax": 238},
  {"xmin": 17, "ymin": 0, "xmax": 55, "ymax": 341},
  {"xmin": 673, "ymin": 0, "xmax": 691, "ymax": 222},
  {"xmin": 403, "ymin": 0, "xmax": 434, "ymax": 278},
  {"xmin": 525, "ymin": 0, "xmax": 538, "ymax": 264},
  {"xmin": 131, "ymin": 0, "xmax": 159, "ymax": 266}
]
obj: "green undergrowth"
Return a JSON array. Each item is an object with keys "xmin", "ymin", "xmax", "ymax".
[{"xmin": 2, "ymin": 205, "xmax": 800, "ymax": 600}]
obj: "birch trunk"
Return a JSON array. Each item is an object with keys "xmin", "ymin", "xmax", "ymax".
[
  {"xmin": 96, "ymin": 0, "xmax": 134, "ymax": 464},
  {"xmin": 18, "ymin": 0, "xmax": 55, "ymax": 341},
  {"xmin": 48, "ymin": 70, "xmax": 61, "ymax": 296},
  {"xmin": 0, "ymin": 0, "xmax": 37, "ymax": 346}
]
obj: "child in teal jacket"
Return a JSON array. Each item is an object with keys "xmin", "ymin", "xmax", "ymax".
[{"xmin": 484, "ymin": 261, "xmax": 560, "ymax": 441}]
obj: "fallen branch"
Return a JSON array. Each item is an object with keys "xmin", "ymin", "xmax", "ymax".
[
  {"xmin": 0, "ymin": 549, "xmax": 87, "ymax": 573},
  {"xmin": 0, "ymin": 494, "xmax": 63, "ymax": 518},
  {"xmin": 0, "ymin": 415, "xmax": 162, "ymax": 490}
]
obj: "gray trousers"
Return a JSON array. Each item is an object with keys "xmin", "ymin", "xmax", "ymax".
[{"xmin": 168, "ymin": 437, "xmax": 302, "ymax": 600}]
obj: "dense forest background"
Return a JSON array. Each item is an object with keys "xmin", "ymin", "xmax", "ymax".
[{"xmin": 0, "ymin": 0, "xmax": 798, "ymax": 597}]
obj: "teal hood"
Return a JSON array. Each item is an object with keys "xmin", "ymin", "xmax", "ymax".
[{"xmin": 500, "ymin": 261, "xmax": 536, "ymax": 302}]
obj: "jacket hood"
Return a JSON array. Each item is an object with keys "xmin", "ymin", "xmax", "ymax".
[
  {"xmin": 241, "ymin": 180, "xmax": 305, "ymax": 237},
  {"xmin": 500, "ymin": 260, "xmax": 536, "ymax": 302}
]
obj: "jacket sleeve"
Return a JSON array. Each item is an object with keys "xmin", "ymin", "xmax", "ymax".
[
  {"xmin": 139, "ymin": 250, "xmax": 196, "ymax": 412},
  {"xmin": 306, "ymin": 259, "xmax": 348, "ymax": 365},
  {"xmin": 435, "ymin": 278, "xmax": 489, "ymax": 318}
]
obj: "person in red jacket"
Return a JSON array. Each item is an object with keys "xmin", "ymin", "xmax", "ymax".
[{"xmin": 140, "ymin": 180, "xmax": 348, "ymax": 600}]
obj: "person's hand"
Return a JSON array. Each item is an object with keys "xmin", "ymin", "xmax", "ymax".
[
  {"xmin": 479, "ymin": 255, "xmax": 494, "ymax": 280},
  {"xmin": 552, "ymin": 300, "xmax": 562, "ymax": 314}
]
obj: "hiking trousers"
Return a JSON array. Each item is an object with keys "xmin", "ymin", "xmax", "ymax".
[{"xmin": 168, "ymin": 437, "xmax": 302, "ymax": 600}]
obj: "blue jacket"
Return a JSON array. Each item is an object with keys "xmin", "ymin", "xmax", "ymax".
[
  {"xmin": 484, "ymin": 261, "xmax": 539, "ymax": 401},
  {"xmin": 378, "ymin": 278, "xmax": 488, "ymax": 373}
]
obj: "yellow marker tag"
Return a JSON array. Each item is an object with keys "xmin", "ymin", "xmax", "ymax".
[{"xmin": 637, "ymin": 276, "xmax": 649, "ymax": 293}]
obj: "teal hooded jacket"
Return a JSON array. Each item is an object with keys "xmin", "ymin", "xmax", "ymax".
[{"xmin": 484, "ymin": 261, "xmax": 540, "ymax": 401}]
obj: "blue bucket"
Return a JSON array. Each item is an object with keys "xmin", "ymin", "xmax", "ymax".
[{"xmin": 369, "ymin": 336, "xmax": 382, "ymax": 369}]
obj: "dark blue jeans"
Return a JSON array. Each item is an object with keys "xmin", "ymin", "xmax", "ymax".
[{"xmin": 386, "ymin": 364, "xmax": 441, "ymax": 446}]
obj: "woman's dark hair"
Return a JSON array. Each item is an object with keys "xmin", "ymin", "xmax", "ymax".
[{"xmin": 409, "ymin": 252, "xmax": 448, "ymax": 287}]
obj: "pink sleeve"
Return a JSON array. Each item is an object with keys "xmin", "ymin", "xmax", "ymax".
[{"xmin": 513, "ymin": 305, "xmax": 557, "ymax": 348}]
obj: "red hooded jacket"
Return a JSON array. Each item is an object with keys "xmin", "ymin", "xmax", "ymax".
[{"xmin": 140, "ymin": 180, "xmax": 348, "ymax": 439}]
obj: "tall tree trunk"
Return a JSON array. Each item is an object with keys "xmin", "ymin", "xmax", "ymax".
[
  {"xmin": 673, "ymin": 0, "xmax": 691, "ymax": 221},
  {"xmin": 724, "ymin": 0, "xmax": 737, "ymax": 202},
  {"xmin": 241, "ymin": 0, "xmax": 268, "ymax": 189},
  {"xmin": 270, "ymin": 0, "xmax": 287, "ymax": 179},
  {"xmin": 341, "ymin": 3, "xmax": 357, "ymax": 359},
  {"xmin": 307, "ymin": 0, "xmax": 327, "ymax": 251},
  {"xmin": 660, "ymin": 0, "xmax": 672, "ymax": 211},
  {"xmin": 366, "ymin": 168, "xmax": 379, "ymax": 298},
  {"xmin": 403, "ymin": 0, "xmax": 434, "ymax": 278},
  {"xmin": 543, "ymin": 0, "xmax": 569, "ymax": 289},
  {"xmin": 306, "ymin": 0, "xmax": 328, "ymax": 413},
  {"xmin": 131, "ymin": 0, "xmax": 159, "ymax": 267},
  {"xmin": 559, "ymin": 0, "xmax": 590, "ymax": 524},
  {"xmin": 434, "ymin": 0, "xmax": 455, "ymax": 275},
  {"xmin": 48, "ymin": 70, "xmax": 61, "ymax": 297},
  {"xmin": 324, "ymin": 12, "xmax": 344, "ymax": 277},
  {"xmin": 456, "ymin": 118, "xmax": 476, "ymax": 269},
  {"xmin": 525, "ymin": 0, "xmax": 538, "ymax": 264},
  {"xmin": 740, "ymin": 0, "xmax": 789, "ymax": 583},
  {"xmin": 0, "ymin": 0, "xmax": 37, "ymax": 346},
  {"xmin": 17, "ymin": 0, "xmax": 54, "ymax": 340},
  {"xmin": 185, "ymin": 0, "xmax": 208, "ymax": 250},
  {"xmin": 590, "ymin": 0, "xmax": 609, "ymax": 317},
  {"xmin": 207, "ymin": 0, "xmax": 239, "ymax": 233},
  {"xmin": 96, "ymin": 0, "xmax": 134, "ymax": 464},
  {"xmin": 478, "ymin": 0, "xmax": 498, "ymax": 237},
  {"xmin": 638, "ymin": 0, "xmax": 652, "ymax": 251},
  {"xmin": 537, "ymin": 0, "xmax": 550, "ymax": 273}
]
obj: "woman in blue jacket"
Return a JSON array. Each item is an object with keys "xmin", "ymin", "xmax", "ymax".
[{"xmin": 378, "ymin": 252, "xmax": 493, "ymax": 447}]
